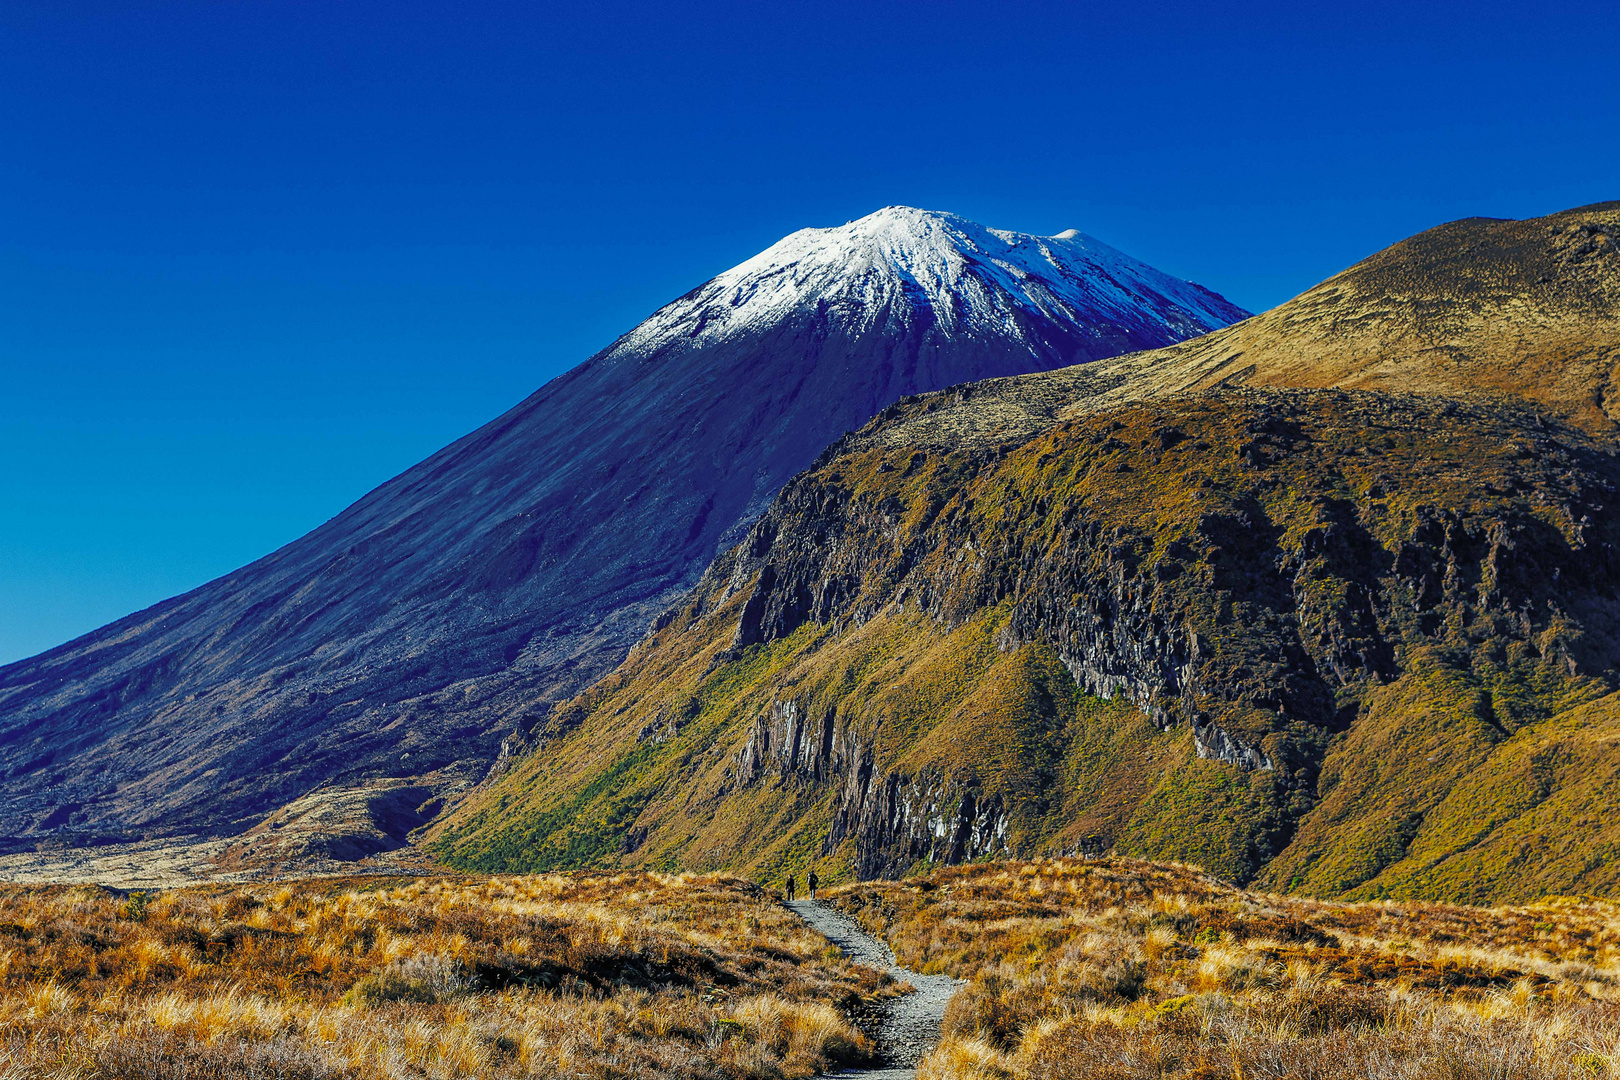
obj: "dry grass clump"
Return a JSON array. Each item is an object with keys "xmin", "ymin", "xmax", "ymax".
[
  {"xmin": 824, "ymin": 857, "xmax": 1620, "ymax": 1079},
  {"xmin": 0, "ymin": 872, "xmax": 884, "ymax": 1078}
]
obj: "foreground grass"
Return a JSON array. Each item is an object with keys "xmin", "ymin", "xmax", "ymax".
[
  {"xmin": 824, "ymin": 857, "xmax": 1620, "ymax": 1080},
  {"xmin": 0, "ymin": 872, "xmax": 885, "ymax": 1079}
]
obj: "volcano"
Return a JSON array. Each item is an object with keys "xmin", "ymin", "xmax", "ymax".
[{"xmin": 0, "ymin": 207, "xmax": 1246, "ymax": 864}]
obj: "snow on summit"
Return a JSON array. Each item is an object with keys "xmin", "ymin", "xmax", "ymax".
[{"xmin": 614, "ymin": 206, "xmax": 1248, "ymax": 359}]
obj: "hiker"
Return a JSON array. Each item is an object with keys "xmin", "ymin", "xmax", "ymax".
[
  {"xmin": 785, "ymin": 875, "xmax": 796, "ymax": 901},
  {"xmin": 807, "ymin": 870, "xmax": 819, "ymax": 899}
]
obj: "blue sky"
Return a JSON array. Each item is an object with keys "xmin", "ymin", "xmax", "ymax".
[{"xmin": 2, "ymin": 0, "xmax": 1617, "ymax": 665}]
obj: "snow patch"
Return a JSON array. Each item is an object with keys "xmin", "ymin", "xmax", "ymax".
[{"xmin": 608, "ymin": 206, "xmax": 1247, "ymax": 361}]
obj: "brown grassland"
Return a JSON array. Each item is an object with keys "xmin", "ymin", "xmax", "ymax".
[
  {"xmin": 824, "ymin": 857, "xmax": 1620, "ymax": 1080},
  {"xmin": 5, "ymin": 857, "xmax": 1620, "ymax": 1079},
  {"xmin": 0, "ymin": 872, "xmax": 888, "ymax": 1079}
]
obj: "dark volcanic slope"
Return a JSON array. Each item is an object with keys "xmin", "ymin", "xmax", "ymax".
[
  {"xmin": 438, "ymin": 203, "xmax": 1620, "ymax": 904},
  {"xmin": 0, "ymin": 207, "xmax": 1245, "ymax": 854}
]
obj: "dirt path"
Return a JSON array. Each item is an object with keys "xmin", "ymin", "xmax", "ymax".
[{"xmin": 788, "ymin": 898, "xmax": 960, "ymax": 1078}]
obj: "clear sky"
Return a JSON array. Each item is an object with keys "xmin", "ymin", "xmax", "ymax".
[{"xmin": 2, "ymin": 0, "xmax": 1617, "ymax": 665}]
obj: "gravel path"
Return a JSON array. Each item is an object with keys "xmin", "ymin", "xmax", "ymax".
[{"xmin": 788, "ymin": 899, "xmax": 961, "ymax": 1079}]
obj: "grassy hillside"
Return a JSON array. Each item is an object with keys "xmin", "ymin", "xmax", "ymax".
[
  {"xmin": 851, "ymin": 201, "xmax": 1620, "ymax": 453},
  {"xmin": 435, "ymin": 388, "xmax": 1620, "ymax": 901}
]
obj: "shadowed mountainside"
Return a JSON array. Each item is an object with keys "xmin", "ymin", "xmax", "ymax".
[
  {"xmin": 0, "ymin": 207, "xmax": 1246, "ymax": 865},
  {"xmin": 436, "ymin": 202, "xmax": 1620, "ymax": 904}
]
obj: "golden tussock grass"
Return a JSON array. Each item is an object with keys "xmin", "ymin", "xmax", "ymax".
[
  {"xmin": 825, "ymin": 857, "xmax": 1620, "ymax": 1080},
  {"xmin": 0, "ymin": 871, "xmax": 885, "ymax": 1079}
]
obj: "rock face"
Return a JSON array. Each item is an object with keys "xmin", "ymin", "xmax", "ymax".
[
  {"xmin": 733, "ymin": 698, "xmax": 1012, "ymax": 878},
  {"xmin": 436, "ymin": 203, "xmax": 1620, "ymax": 904},
  {"xmin": 0, "ymin": 207, "xmax": 1245, "ymax": 859}
]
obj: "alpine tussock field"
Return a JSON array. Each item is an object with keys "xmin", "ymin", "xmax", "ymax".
[
  {"xmin": 3, "ymin": 858, "xmax": 1620, "ymax": 1078},
  {"xmin": 826, "ymin": 858, "xmax": 1620, "ymax": 1080},
  {"xmin": 0, "ymin": 872, "xmax": 888, "ymax": 1079}
]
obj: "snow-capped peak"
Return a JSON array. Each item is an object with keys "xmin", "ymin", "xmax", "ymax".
[{"xmin": 611, "ymin": 206, "xmax": 1247, "ymax": 360}]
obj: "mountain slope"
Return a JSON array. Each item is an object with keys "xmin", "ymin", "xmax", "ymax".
[
  {"xmin": 851, "ymin": 201, "xmax": 1620, "ymax": 452},
  {"xmin": 436, "ymin": 202, "xmax": 1620, "ymax": 903},
  {"xmin": 0, "ymin": 207, "xmax": 1246, "ymax": 862}
]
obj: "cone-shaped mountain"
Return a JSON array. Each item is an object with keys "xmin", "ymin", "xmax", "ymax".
[{"xmin": 0, "ymin": 207, "xmax": 1247, "ymax": 857}]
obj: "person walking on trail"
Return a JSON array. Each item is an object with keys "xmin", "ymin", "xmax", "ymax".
[
  {"xmin": 807, "ymin": 870, "xmax": 819, "ymax": 899},
  {"xmin": 784, "ymin": 875, "xmax": 796, "ymax": 901}
]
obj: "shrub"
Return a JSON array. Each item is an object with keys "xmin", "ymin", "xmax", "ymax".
[
  {"xmin": 341, "ymin": 954, "xmax": 468, "ymax": 1006},
  {"xmin": 118, "ymin": 890, "xmax": 151, "ymax": 922}
]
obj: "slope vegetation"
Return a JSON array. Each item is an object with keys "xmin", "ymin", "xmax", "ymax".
[{"xmin": 437, "ymin": 202, "xmax": 1620, "ymax": 904}]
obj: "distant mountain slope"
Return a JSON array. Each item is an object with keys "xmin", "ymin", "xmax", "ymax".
[
  {"xmin": 0, "ymin": 207, "xmax": 1245, "ymax": 860},
  {"xmin": 436, "ymin": 202, "xmax": 1620, "ymax": 904},
  {"xmin": 851, "ymin": 202, "xmax": 1620, "ymax": 452}
]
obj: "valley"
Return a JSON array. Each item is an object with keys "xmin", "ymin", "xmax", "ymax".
[{"xmin": 5, "ymin": 201, "xmax": 1620, "ymax": 1078}]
